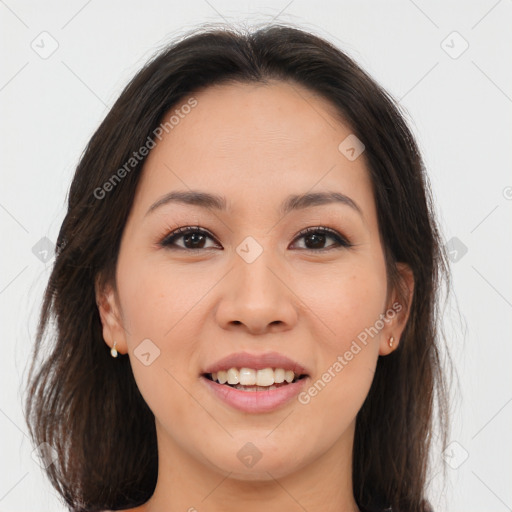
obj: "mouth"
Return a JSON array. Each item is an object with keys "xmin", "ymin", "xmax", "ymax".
[
  {"xmin": 200, "ymin": 369, "xmax": 310, "ymax": 413},
  {"xmin": 202, "ymin": 368, "xmax": 308, "ymax": 392},
  {"xmin": 200, "ymin": 351, "xmax": 311, "ymax": 412}
]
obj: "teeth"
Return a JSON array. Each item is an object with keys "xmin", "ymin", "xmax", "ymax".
[
  {"xmin": 208, "ymin": 367, "xmax": 303, "ymax": 387},
  {"xmin": 233, "ymin": 384, "xmax": 279, "ymax": 391},
  {"xmin": 274, "ymin": 368, "xmax": 285, "ymax": 383},
  {"xmin": 239, "ymin": 368, "xmax": 257, "ymax": 386},
  {"xmin": 256, "ymin": 368, "xmax": 274, "ymax": 386},
  {"xmin": 227, "ymin": 368, "xmax": 240, "ymax": 385}
]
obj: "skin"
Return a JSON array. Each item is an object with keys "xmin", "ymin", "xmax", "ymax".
[{"xmin": 96, "ymin": 80, "xmax": 414, "ymax": 512}]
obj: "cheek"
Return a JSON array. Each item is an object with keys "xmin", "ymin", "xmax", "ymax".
[
  {"xmin": 294, "ymin": 261, "xmax": 386, "ymax": 412},
  {"xmin": 294, "ymin": 259, "xmax": 387, "ymax": 350},
  {"xmin": 115, "ymin": 254, "xmax": 208, "ymax": 407},
  {"xmin": 116, "ymin": 252, "xmax": 208, "ymax": 340}
]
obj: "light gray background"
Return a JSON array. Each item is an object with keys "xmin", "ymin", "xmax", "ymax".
[{"xmin": 1, "ymin": 1, "xmax": 511, "ymax": 511}]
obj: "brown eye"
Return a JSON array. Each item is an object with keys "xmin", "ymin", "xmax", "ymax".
[
  {"xmin": 291, "ymin": 226, "xmax": 352, "ymax": 251},
  {"xmin": 160, "ymin": 226, "xmax": 220, "ymax": 251}
]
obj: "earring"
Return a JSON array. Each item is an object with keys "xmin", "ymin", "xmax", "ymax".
[
  {"xmin": 388, "ymin": 336, "xmax": 395, "ymax": 349},
  {"xmin": 111, "ymin": 341, "xmax": 119, "ymax": 358}
]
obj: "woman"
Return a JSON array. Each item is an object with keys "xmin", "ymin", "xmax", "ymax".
[{"xmin": 24, "ymin": 23, "xmax": 451, "ymax": 512}]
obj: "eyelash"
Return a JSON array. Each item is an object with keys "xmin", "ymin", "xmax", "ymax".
[{"xmin": 159, "ymin": 225, "xmax": 353, "ymax": 252}]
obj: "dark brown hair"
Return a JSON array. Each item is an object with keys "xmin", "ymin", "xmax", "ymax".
[{"xmin": 24, "ymin": 22, "xmax": 451, "ymax": 512}]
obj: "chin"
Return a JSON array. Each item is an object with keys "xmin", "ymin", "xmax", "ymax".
[{"xmin": 203, "ymin": 444, "xmax": 309, "ymax": 481}]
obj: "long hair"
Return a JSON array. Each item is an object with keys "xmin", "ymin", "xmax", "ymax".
[{"xmin": 24, "ymin": 23, "xmax": 451, "ymax": 512}]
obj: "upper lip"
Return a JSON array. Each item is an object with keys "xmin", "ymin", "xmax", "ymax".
[{"xmin": 202, "ymin": 351, "xmax": 310, "ymax": 376}]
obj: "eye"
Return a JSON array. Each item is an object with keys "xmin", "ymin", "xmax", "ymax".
[
  {"xmin": 159, "ymin": 225, "xmax": 352, "ymax": 252},
  {"xmin": 160, "ymin": 226, "xmax": 220, "ymax": 251},
  {"xmin": 290, "ymin": 226, "xmax": 352, "ymax": 251}
]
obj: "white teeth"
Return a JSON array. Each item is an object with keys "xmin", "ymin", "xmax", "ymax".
[
  {"xmin": 239, "ymin": 368, "xmax": 256, "ymax": 386},
  {"xmin": 274, "ymin": 368, "xmax": 285, "ymax": 383},
  {"xmin": 256, "ymin": 368, "xmax": 275, "ymax": 386},
  {"xmin": 227, "ymin": 368, "xmax": 240, "ymax": 385},
  {"xmin": 209, "ymin": 367, "xmax": 303, "ymax": 387}
]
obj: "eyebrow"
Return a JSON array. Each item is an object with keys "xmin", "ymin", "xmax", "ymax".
[{"xmin": 146, "ymin": 189, "xmax": 363, "ymax": 217}]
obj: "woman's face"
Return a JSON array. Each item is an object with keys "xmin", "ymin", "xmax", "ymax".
[{"xmin": 98, "ymin": 80, "xmax": 412, "ymax": 482}]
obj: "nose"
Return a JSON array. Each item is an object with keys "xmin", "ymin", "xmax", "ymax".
[{"xmin": 215, "ymin": 248, "xmax": 298, "ymax": 335}]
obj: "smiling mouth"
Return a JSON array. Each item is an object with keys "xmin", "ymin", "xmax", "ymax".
[{"xmin": 202, "ymin": 369, "xmax": 308, "ymax": 392}]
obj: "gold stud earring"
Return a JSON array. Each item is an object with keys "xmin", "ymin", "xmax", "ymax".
[
  {"xmin": 111, "ymin": 341, "xmax": 118, "ymax": 358},
  {"xmin": 388, "ymin": 336, "xmax": 395, "ymax": 349}
]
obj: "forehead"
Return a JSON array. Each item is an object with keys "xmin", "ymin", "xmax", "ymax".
[{"xmin": 133, "ymin": 80, "xmax": 376, "ymax": 222}]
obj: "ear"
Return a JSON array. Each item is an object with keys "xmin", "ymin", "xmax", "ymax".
[
  {"xmin": 95, "ymin": 275, "xmax": 128, "ymax": 355},
  {"xmin": 378, "ymin": 262, "xmax": 414, "ymax": 356}
]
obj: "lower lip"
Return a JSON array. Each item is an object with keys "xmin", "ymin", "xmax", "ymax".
[{"xmin": 200, "ymin": 375, "xmax": 309, "ymax": 413}]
